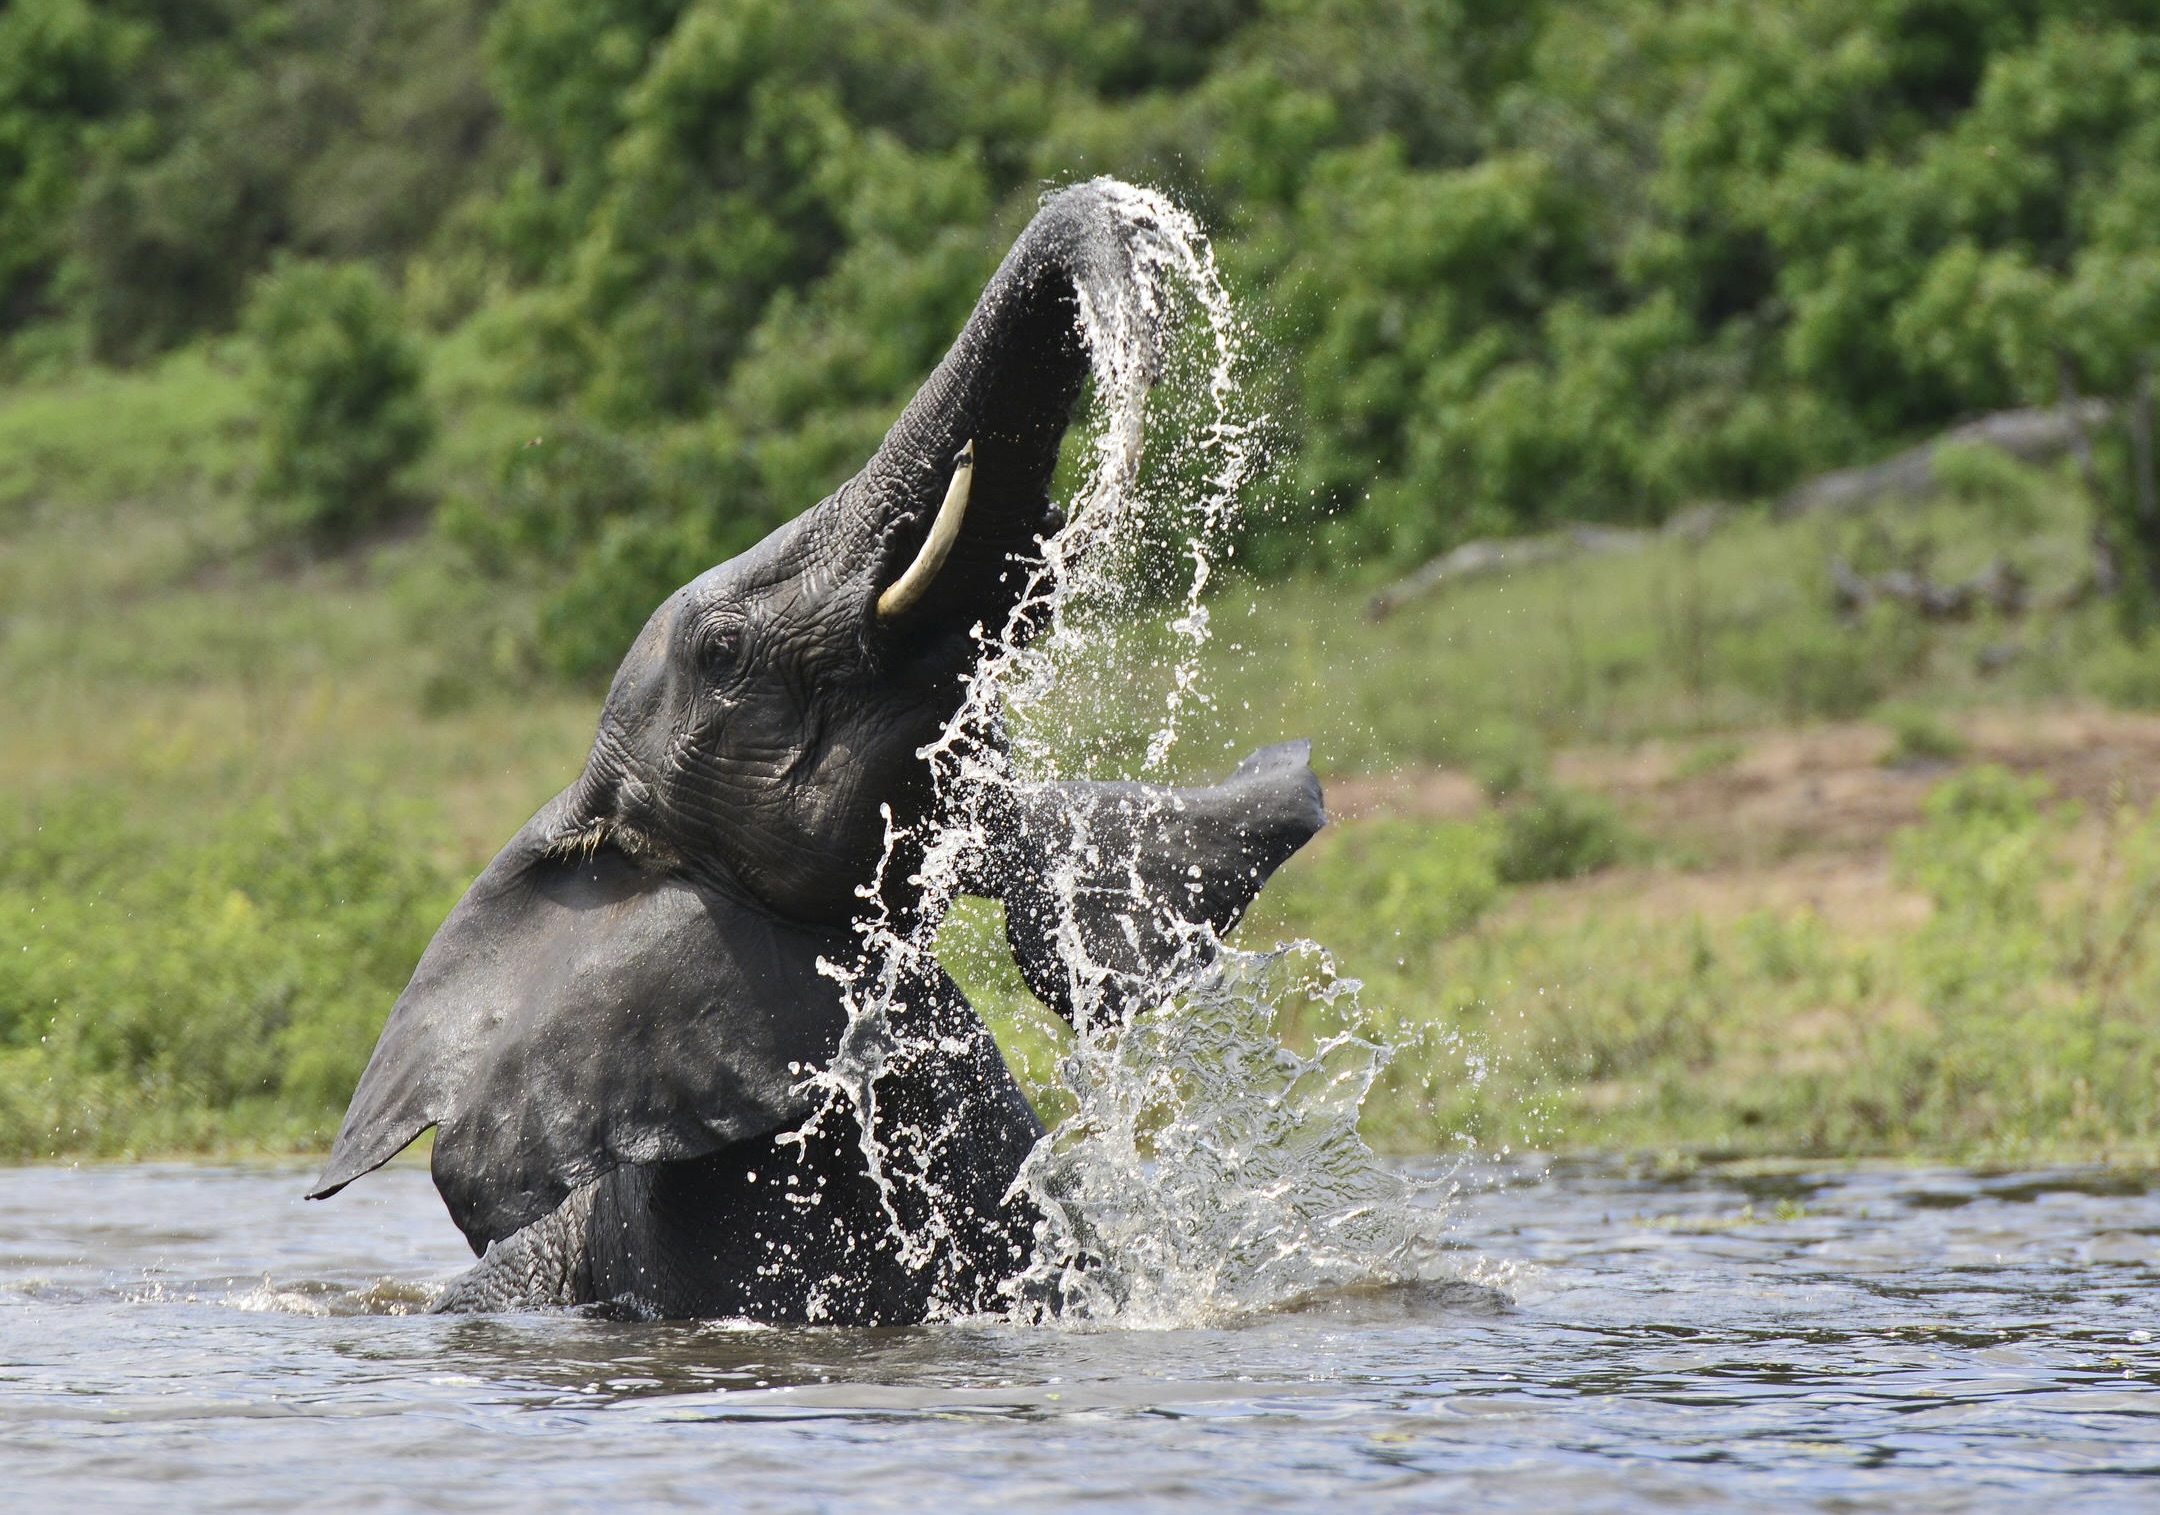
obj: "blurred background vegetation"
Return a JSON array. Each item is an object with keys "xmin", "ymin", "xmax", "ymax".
[
  {"xmin": 11, "ymin": 0, "xmax": 2160, "ymax": 660},
  {"xmin": 5, "ymin": 0, "xmax": 2160, "ymax": 1163}
]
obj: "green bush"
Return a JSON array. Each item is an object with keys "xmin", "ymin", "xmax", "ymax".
[
  {"xmin": 2087, "ymin": 631, "xmax": 2160, "ymax": 710},
  {"xmin": 1881, "ymin": 708, "xmax": 1968, "ymax": 767},
  {"xmin": 536, "ymin": 513, "xmax": 723, "ymax": 681},
  {"xmin": 1674, "ymin": 737, "xmax": 1744, "ymax": 779},
  {"xmin": 1492, "ymin": 786, "xmax": 1628, "ymax": 885},
  {"xmin": 245, "ymin": 258, "xmax": 434, "ymax": 543},
  {"xmin": 1864, "ymin": 765, "xmax": 2160, "ymax": 1151},
  {"xmin": 0, "ymin": 0, "xmax": 141, "ymax": 338},
  {"xmin": 0, "ymin": 788, "xmax": 452, "ymax": 1157},
  {"xmin": 1468, "ymin": 722, "xmax": 1548, "ymax": 800},
  {"xmin": 30, "ymin": 0, "xmax": 497, "ymax": 363},
  {"xmin": 439, "ymin": 417, "xmax": 800, "ymax": 682},
  {"xmin": 1931, "ymin": 442, "xmax": 2050, "ymax": 534},
  {"xmin": 1271, "ymin": 818, "xmax": 1505, "ymax": 951},
  {"xmin": 1720, "ymin": 606, "xmax": 1926, "ymax": 721},
  {"xmin": 442, "ymin": 421, "xmax": 664, "ymax": 570}
]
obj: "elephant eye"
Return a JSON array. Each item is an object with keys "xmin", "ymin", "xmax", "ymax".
[{"xmin": 697, "ymin": 617, "xmax": 744, "ymax": 673}]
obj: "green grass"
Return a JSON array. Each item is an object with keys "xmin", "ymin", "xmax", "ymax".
[
  {"xmin": 0, "ymin": 358, "xmax": 591, "ymax": 1156},
  {"xmin": 1022, "ymin": 474, "xmax": 2142, "ymax": 782},
  {"xmin": 951, "ymin": 768, "xmax": 2160, "ymax": 1166},
  {"xmin": 0, "ymin": 348, "xmax": 255, "ymax": 523},
  {"xmin": 0, "ymin": 790, "xmax": 455, "ymax": 1158},
  {"xmin": 4, "ymin": 350, "xmax": 2160, "ymax": 1162}
]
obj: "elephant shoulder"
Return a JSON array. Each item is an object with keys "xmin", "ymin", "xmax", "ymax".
[{"xmin": 307, "ymin": 806, "xmax": 849, "ymax": 1251}]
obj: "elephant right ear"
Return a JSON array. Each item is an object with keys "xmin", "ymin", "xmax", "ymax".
[
  {"xmin": 307, "ymin": 797, "xmax": 849, "ymax": 1253},
  {"xmin": 982, "ymin": 741, "xmax": 1326, "ymax": 1029}
]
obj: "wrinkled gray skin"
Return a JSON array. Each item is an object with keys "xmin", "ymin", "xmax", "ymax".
[{"xmin": 308, "ymin": 181, "xmax": 1326, "ymax": 1323}]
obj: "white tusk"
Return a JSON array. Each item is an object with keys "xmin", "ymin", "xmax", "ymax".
[{"xmin": 877, "ymin": 440, "xmax": 974, "ymax": 619}]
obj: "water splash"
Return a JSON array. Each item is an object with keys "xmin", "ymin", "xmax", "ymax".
[
  {"xmin": 1011, "ymin": 947, "xmax": 1457, "ymax": 1325},
  {"xmin": 803, "ymin": 181, "xmax": 1459, "ymax": 1326}
]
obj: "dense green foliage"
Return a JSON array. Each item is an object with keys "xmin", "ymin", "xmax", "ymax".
[
  {"xmin": 1, "ymin": 0, "xmax": 498, "ymax": 362},
  {"xmin": 7, "ymin": 1, "xmax": 2160, "ymax": 669},
  {"xmin": 0, "ymin": 792, "xmax": 451, "ymax": 1157},
  {"xmin": 246, "ymin": 259, "xmax": 435, "ymax": 540}
]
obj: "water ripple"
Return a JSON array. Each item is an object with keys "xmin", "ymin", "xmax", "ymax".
[{"xmin": 6, "ymin": 1159, "xmax": 2160, "ymax": 1510}]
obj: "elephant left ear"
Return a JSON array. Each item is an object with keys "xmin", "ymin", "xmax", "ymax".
[{"xmin": 307, "ymin": 798, "xmax": 849, "ymax": 1253}]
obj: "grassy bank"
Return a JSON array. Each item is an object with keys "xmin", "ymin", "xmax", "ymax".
[
  {"xmin": 1286, "ymin": 760, "xmax": 2160, "ymax": 1164},
  {"xmin": 940, "ymin": 760, "xmax": 2160, "ymax": 1167},
  {"xmin": 4, "ymin": 361, "xmax": 2159, "ymax": 1162}
]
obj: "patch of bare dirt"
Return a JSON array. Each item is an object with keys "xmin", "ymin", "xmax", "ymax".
[
  {"xmin": 1498, "ymin": 851, "xmax": 1931, "ymax": 937},
  {"xmin": 1328, "ymin": 704, "xmax": 2160, "ymax": 859},
  {"xmin": 1322, "ymin": 703, "xmax": 2160, "ymax": 936}
]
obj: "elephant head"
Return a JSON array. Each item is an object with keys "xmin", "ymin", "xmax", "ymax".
[{"xmin": 554, "ymin": 180, "xmax": 1159, "ymax": 922}]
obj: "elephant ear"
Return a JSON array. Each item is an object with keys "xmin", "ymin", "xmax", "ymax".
[
  {"xmin": 307, "ymin": 795, "xmax": 849, "ymax": 1252},
  {"xmin": 987, "ymin": 741, "xmax": 1326, "ymax": 1029}
]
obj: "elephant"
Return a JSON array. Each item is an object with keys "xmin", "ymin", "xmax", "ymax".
[{"xmin": 306, "ymin": 180, "xmax": 1327, "ymax": 1324}]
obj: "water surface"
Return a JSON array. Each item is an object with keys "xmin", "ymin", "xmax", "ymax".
[{"xmin": 4, "ymin": 1159, "xmax": 2157, "ymax": 1511}]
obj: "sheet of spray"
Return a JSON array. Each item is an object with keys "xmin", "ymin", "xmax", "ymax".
[{"xmin": 797, "ymin": 182, "xmax": 1463, "ymax": 1326}]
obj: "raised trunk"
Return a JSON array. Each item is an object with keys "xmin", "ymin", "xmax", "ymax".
[{"xmin": 842, "ymin": 179, "xmax": 1164, "ymax": 636}]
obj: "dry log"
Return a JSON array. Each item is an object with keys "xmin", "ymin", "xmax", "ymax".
[{"xmin": 1368, "ymin": 402, "xmax": 2112, "ymax": 622}]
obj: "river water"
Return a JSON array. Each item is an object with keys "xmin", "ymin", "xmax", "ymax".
[{"xmin": 4, "ymin": 1157, "xmax": 2157, "ymax": 1512}]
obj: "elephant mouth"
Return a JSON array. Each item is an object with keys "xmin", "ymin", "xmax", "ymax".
[
  {"xmin": 857, "ymin": 201, "xmax": 1107, "ymax": 649},
  {"xmin": 864, "ymin": 426, "xmax": 1070, "ymax": 650}
]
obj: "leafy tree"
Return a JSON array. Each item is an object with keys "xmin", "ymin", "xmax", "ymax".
[
  {"xmin": 245, "ymin": 259, "xmax": 434, "ymax": 543},
  {"xmin": 52, "ymin": 0, "xmax": 500, "ymax": 362},
  {"xmin": 12, "ymin": 0, "xmax": 2160, "ymax": 638},
  {"xmin": 0, "ymin": 0, "xmax": 142, "ymax": 337}
]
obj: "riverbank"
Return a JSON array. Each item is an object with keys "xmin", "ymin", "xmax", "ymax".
[
  {"xmin": 945, "ymin": 712, "xmax": 2160, "ymax": 1167},
  {"xmin": 4, "ymin": 361, "xmax": 2158, "ymax": 1162}
]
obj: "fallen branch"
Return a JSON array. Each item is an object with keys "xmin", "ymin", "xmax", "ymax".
[{"xmin": 1369, "ymin": 402, "xmax": 2117, "ymax": 622}]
